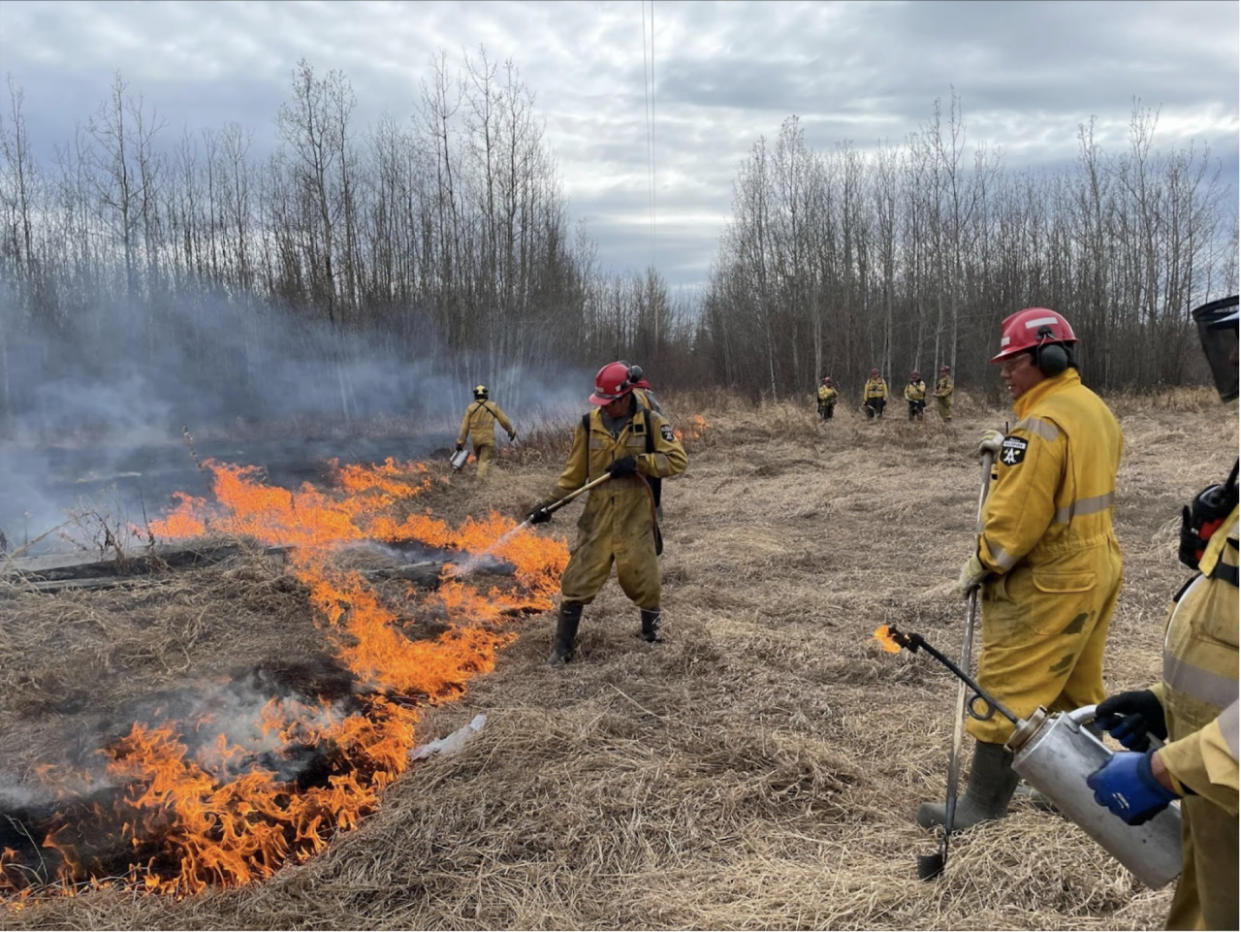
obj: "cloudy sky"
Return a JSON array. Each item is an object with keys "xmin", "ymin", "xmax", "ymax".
[{"xmin": 3, "ymin": 0, "xmax": 1237, "ymax": 292}]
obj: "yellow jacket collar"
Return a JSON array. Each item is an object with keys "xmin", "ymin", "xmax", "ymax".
[{"xmin": 1013, "ymin": 368, "xmax": 1081, "ymax": 418}]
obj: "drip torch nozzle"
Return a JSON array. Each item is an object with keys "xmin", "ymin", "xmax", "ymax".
[{"xmin": 881, "ymin": 624, "xmax": 1020, "ymax": 725}]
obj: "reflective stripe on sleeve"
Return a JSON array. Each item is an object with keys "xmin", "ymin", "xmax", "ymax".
[
  {"xmin": 1014, "ymin": 415, "xmax": 1060, "ymax": 442},
  {"xmin": 1052, "ymin": 491, "xmax": 1116, "ymax": 525},
  {"xmin": 1219, "ymin": 700, "xmax": 1239, "ymax": 760}
]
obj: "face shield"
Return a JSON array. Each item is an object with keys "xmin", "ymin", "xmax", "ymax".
[{"xmin": 1192, "ymin": 295, "xmax": 1239, "ymax": 402}]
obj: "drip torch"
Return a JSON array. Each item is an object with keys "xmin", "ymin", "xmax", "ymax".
[{"xmin": 880, "ymin": 623, "xmax": 1183, "ymax": 888}]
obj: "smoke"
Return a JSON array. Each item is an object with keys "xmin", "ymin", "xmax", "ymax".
[{"xmin": 1, "ymin": 283, "xmax": 595, "ymax": 552}]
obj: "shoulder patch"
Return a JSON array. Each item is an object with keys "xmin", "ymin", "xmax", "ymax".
[
  {"xmin": 999, "ymin": 436, "xmax": 1028, "ymax": 466},
  {"xmin": 660, "ymin": 423, "xmax": 676, "ymax": 443}
]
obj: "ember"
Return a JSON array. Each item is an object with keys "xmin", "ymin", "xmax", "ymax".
[{"xmin": 1, "ymin": 458, "xmax": 568, "ymax": 901}]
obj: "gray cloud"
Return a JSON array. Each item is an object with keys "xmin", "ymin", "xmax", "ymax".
[{"xmin": 3, "ymin": 0, "xmax": 1236, "ymax": 291}]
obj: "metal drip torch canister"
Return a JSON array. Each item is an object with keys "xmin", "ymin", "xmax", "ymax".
[
  {"xmin": 1005, "ymin": 704, "xmax": 1182, "ymax": 889},
  {"xmin": 450, "ymin": 448, "xmax": 469, "ymax": 471}
]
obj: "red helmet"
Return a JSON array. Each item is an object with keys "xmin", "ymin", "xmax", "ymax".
[
  {"xmin": 910, "ymin": 369, "xmax": 921, "ymax": 380},
  {"xmin": 991, "ymin": 308, "xmax": 1077, "ymax": 363},
  {"xmin": 870, "ymin": 368, "xmax": 880, "ymax": 378},
  {"xmin": 590, "ymin": 361, "xmax": 636, "ymax": 405},
  {"xmin": 940, "ymin": 364, "xmax": 950, "ymax": 372},
  {"xmin": 823, "ymin": 376, "xmax": 834, "ymax": 385}
]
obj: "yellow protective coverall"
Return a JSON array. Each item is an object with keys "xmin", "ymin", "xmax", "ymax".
[
  {"xmin": 864, "ymin": 378, "xmax": 887, "ymax": 418},
  {"xmin": 904, "ymin": 379, "xmax": 927, "ymax": 420},
  {"xmin": 1157, "ymin": 504, "xmax": 1238, "ymax": 930},
  {"xmin": 935, "ymin": 374, "xmax": 954, "ymax": 420},
  {"xmin": 554, "ymin": 405, "xmax": 687, "ymax": 610},
  {"xmin": 816, "ymin": 384, "xmax": 838, "ymax": 419},
  {"xmin": 456, "ymin": 400, "xmax": 515, "ymax": 479},
  {"xmin": 969, "ymin": 368, "xmax": 1124, "ymax": 744}
]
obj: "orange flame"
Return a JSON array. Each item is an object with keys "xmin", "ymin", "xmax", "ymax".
[
  {"xmin": 5, "ymin": 457, "xmax": 569, "ymax": 901},
  {"xmin": 872, "ymin": 624, "xmax": 902, "ymax": 654}
]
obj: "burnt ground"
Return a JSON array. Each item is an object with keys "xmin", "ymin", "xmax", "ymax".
[{"xmin": 0, "ymin": 385, "xmax": 1234, "ymax": 930}]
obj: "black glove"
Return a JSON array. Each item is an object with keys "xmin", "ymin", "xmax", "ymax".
[
  {"xmin": 455, "ymin": 442, "xmax": 464, "ymax": 452},
  {"xmin": 1096, "ymin": 689, "xmax": 1167, "ymax": 751},
  {"xmin": 607, "ymin": 456, "xmax": 637, "ymax": 477},
  {"xmin": 527, "ymin": 502, "xmax": 553, "ymax": 525}
]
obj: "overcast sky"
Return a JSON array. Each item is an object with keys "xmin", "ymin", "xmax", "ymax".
[{"xmin": 2, "ymin": 0, "xmax": 1237, "ymax": 292}]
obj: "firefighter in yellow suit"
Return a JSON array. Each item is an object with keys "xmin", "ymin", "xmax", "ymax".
[
  {"xmin": 935, "ymin": 365, "xmax": 954, "ymax": 421},
  {"xmin": 816, "ymin": 377, "xmax": 838, "ymax": 420},
  {"xmin": 918, "ymin": 307, "xmax": 1124, "ymax": 831},
  {"xmin": 863, "ymin": 369, "xmax": 887, "ymax": 419},
  {"xmin": 904, "ymin": 370, "xmax": 927, "ymax": 420},
  {"xmin": 455, "ymin": 385, "xmax": 515, "ymax": 480},
  {"xmin": 530, "ymin": 362, "xmax": 687, "ymax": 664},
  {"xmin": 1088, "ymin": 295, "xmax": 1238, "ymax": 931}
]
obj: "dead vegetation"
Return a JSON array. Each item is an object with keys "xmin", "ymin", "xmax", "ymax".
[{"xmin": 0, "ymin": 389, "xmax": 1234, "ymax": 930}]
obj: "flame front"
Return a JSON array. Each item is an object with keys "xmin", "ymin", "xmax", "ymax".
[
  {"xmin": 872, "ymin": 624, "xmax": 902, "ymax": 654},
  {"xmin": 4, "ymin": 457, "xmax": 568, "ymax": 900}
]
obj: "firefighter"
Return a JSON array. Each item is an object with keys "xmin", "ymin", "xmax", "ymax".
[
  {"xmin": 863, "ymin": 368, "xmax": 887, "ymax": 419},
  {"xmin": 530, "ymin": 362, "xmax": 687, "ymax": 664},
  {"xmin": 917, "ymin": 307, "xmax": 1124, "ymax": 831},
  {"xmin": 1087, "ymin": 295, "xmax": 1238, "ymax": 931},
  {"xmin": 935, "ymin": 364, "xmax": 954, "ymax": 421},
  {"xmin": 455, "ymin": 384, "xmax": 516, "ymax": 480},
  {"xmin": 904, "ymin": 370, "xmax": 927, "ymax": 421},
  {"xmin": 816, "ymin": 376, "xmax": 838, "ymax": 420}
]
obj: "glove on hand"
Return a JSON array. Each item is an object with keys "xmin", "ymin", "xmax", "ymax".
[
  {"xmin": 607, "ymin": 456, "xmax": 638, "ymax": 477},
  {"xmin": 977, "ymin": 428, "xmax": 1004, "ymax": 461},
  {"xmin": 527, "ymin": 504, "xmax": 552, "ymax": 525},
  {"xmin": 1096, "ymin": 689, "xmax": 1167, "ymax": 751},
  {"xmin": 1086, "ymin": 750, "xmax": 1178, "ymax": 826},
  {"xmin": 957, "ymin": 552, "xmax": 988, "ymax": 598},
  {"xmin": 455, "ymin": 442, "xmax": 465, "ymax": 452},
  {"xmin": 508, "ymin": 432, "xmax": 517, "ymax": 442}
]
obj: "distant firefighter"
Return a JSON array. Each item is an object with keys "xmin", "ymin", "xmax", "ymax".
[
  {"xmin": 529, "ymin": 361, "xmax": 687, "ymax": 665},
  {"xmin": 455, "ymin": 384, "xmax": 516, "ymax": 480},
  {"xmin": 934, "ymin": 365, "xmax": 954, "ymax": 421},
  {"xmin": 863, "ymin": 369, "xmax": 887, "ymax": 419},
  {"xmin": 904, "ymin": 370, "xmax": 927, "ymax": 421},
  {"xmin": 816, "ymin": 376, "xmax": 838, "ymax": 420}
]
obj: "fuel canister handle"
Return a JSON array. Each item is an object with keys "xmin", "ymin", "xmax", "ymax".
[{"xmin": 1067, "ymin": 704, "xmax": 1166, "ymax": 750}]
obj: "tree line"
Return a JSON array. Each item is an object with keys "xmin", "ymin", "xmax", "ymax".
[
  {"xmin": 0, "ymin": 58, "xmax": 1236, "ymax": 432},
  {"xmin": 697, "ymin": 98, "xmax": 1237, "ymax": 401}
]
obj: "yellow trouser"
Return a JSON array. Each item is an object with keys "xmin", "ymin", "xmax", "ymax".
[
  {"xmin": 1165, "ymin": 795, "xmax": 1239, "ymax": 929},
  {"xmin": 560, "ymin": 484, "xmax": 661, "ymax": 610},
  {"xmin": 474, "ymin": 443, "xmax": 495, "ymax": 479},
  {"xmin": 937, "ymin": 397, "xmax": 952, "ymax": 420},
  {"xmin": 968, "ymin": 539, "xmax": 1123, "ymax": 744}
]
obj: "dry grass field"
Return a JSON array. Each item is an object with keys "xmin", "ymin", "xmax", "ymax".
[{"xmin": 1, "ymin": 386, "xmax": 1235, "ymax": 930}]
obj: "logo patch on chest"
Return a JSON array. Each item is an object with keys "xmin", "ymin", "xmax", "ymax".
[{"xmin": 1000, "ymin": 436, "xmax": 1028, "ymax": 466}]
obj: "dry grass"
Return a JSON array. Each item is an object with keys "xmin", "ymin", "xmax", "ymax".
[{"xmin": 1, "ymin": 388, "xmax": 1235, "ymax": 930}]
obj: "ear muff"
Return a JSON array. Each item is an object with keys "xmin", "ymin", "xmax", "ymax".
[{"xmin": 1034, "ymin": 326, "xmax": 1070, "ymax": 376}]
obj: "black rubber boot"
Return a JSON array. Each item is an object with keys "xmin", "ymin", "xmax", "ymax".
[
  {"xmin": 916, "ymin": 741, "xmax": 1019, "ymax": 831},
  {"xmin": 639, "ymin": 608, "xmax": 663, "ymax": 643},
  {"xmin": 548, "ymin": 601, "xmax": 582, "ymax": 666}
]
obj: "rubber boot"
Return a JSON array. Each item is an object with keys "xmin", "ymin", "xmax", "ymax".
[
  {"xmin": 916, "ymin": 741, "xmax": 1019, "ymax": 831},
  {"xmin": 547, "ymin": 601, "xmax": 582, "ymax": 666},
  {"xmin": 639, "ymin": 607, "xmax": 663, "ymax": 643}
]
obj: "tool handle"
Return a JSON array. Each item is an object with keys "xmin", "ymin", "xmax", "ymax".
[{"xmin": 543, "ymin": 473, "xmax": 612, "ymax": 514}]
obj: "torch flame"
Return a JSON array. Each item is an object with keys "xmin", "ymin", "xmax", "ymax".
[{"xmin": 872, "ymin": 624, "xmax": 902, "ymax": 654}]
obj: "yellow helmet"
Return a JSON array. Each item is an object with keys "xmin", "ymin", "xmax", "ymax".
[{"xmin": 473, "ymin": 384, "xmax": 488, "ymax": 400}]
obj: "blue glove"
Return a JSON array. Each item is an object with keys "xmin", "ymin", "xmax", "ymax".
[{"xmin": 1086, "ymin": 750, "xmax": 1177, "ymax": 826}]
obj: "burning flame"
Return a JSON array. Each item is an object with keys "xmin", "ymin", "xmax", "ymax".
[
  {"xmin": 3, "ymin": 457, "xmax": 568, "ymax": 901},
  {"xmin": 674, "ymin": 414, "xmax": 710, "ymax": 443},
  {"xmin": 872, "ymin": 624, "xmax": 902, "ymax": 654}
]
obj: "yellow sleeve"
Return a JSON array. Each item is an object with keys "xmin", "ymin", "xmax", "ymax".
[
  {"xmin": 554, "ymin": 421, "xmax": 589, "ymax": 497},
  {"xmin": 1159, "ymin": 701, "xmax": 1239, "ymax": 814},
  {"xmin": 456, "ymin": 409, "xmax": 471, "ymax": 446},
  {"xmin": 977, "ymin": 425, "xmax": 1064, "ymax": 573},
  {"xmin": 640, "ymin": 411, "xmax": 688, "ymax": 479},
  {"xmin": 491, "ymin": 404, "xmax": 515, "ymax": 436}
]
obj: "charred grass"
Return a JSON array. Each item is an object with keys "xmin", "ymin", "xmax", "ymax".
[{"xmin": 1, "ymin": 389, "xmax": 1235, "ymax": 930}]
